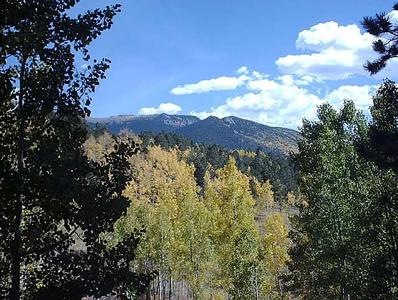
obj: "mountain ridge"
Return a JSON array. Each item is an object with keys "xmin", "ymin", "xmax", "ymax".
[{"xmin": 87, "ymin": 114, "xmax": 299, "ymax": 155}]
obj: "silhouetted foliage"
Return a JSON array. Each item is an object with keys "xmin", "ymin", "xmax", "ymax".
[
  {"xmin": 356, "ymin": 80, "xmax": 398, "ymax": 296},
  {"xmin": 358, "ymin": 80, "xmax": 398, "ymax": 172},
  {"xmin": 362, "ymin": 3, "xmax": 398, "ymax": 74},
  {"xmin": 0, "ymin": 1, "xmax": 149, "ymax": 299}
]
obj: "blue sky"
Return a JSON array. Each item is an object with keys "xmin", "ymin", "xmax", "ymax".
[{"xmin": 76, "ymin": 0, "xmax": 398, "ymax": 129}]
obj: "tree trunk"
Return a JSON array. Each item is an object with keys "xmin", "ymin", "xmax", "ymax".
[
  {"xmin": 158, "ymin": 274, "xmax": 162, "ymax": 300},
  {"xmin": 168, "ymin": 274, "xmax": 172, "ymax": 300},
  {"xmin": 254, "ymin": 266, "xmax": 259, "ymax": 300},
  {"xmin": 10, "ymin": 53, "xmax": 27, "ymax": 300}
]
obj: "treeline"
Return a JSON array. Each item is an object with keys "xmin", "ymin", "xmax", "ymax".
[
  {"xmin": 88, "ymin": 129, "xmax": 298, "ymax": 203},
  {"xmin": 85, "ymin": 133, "xmax": 297, "ymax": 299}
]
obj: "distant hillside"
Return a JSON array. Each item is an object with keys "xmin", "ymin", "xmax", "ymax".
[{"xmin": 87, "ymin": 114, "xmax": 299, "ymax": 154}]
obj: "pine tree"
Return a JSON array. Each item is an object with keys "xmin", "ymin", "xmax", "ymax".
[{"xmin": 362, "ymin": 2, "xmax": 398, "ymax": 74}]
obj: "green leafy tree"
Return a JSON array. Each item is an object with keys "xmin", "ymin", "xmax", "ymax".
[
  {"xmin": 285, "ymin": 101, "xmax": 371, "ymax": 299},
  {"xmin": 286, "ymin": 83, "xmax": 398, "ymax": 298},
  {"xmin": 228, "ymin": 227, "xmax": 259, "ymax": 299},
  {"xmin": 0, "ymin": 1, "xmax": 148, "ymax": 298},
  {"xmin": 358, "ymin": 3, "xmax": 398, "ymax": 294}
]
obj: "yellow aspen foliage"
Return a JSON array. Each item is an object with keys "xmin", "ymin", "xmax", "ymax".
[
  {"xmin": 84, "ymin": 131, "xmax": 115, "ymax": 162},
  {"xmin": 253, "ymin": 178, "xmax": 274, "ymax": 212},
  {"xmin": 203, "ymin": 157, "xmax": 259, "ymax": 296},
  {"xmin": 260, "ymin": 213, "xmax": 290, "ymax": 295},
  {"xmin": 287, "ymin": 191, "xmax": 296, "ymax": 206},
  {"xmin": 115, "ymin": 148, "xmax": 290, "ymax": 299},
  {"xmin": 118, "ymin": 146, "xmax": 215, "ymax": 297}
]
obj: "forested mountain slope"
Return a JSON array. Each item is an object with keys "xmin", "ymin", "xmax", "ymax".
[{"xmin": 87, "ymin": 114, "xmax": 299, "ymax": 155}]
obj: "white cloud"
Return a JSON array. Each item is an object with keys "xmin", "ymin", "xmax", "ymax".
[
  {"xmin": 170, "ymin": 67, "xmax": 251, "ymax": 95},
  {"xmin": 252, "ymin": 70, "xmax": 268, "ymax": 79},
  {"xmin": 247, "ymin": 78, "xmax": 280, "ymax": 91},
  {"xmin": 325, "ymin": 85, "xmax": 378, "ymax": 111},
  {"xmin": 294, "ymin": 75, "xmax": 318, "ymax": 85},
  {"xmin": 170, "ymin": 76, "xmax": 245, "ymax": 95},
  {"xmin": 190, "ymin": 72, "xmax": 323, "ymax": 128},
  {"xmin": 387, "ymin": 10, "xmax": 398, "ymax": 24},
  {"xmin": 188, "ymin": 68, "xmax": 378, "ymax": 129},
  {"xmin": 236, "ymin": 66, "xmax": 249, "ymax": 75},
  {"xmin": 296, "ymin": 21, "xmax": 373, "ymax": 51},
  {"xmin": 172, "ymin": 16, "xmax": 392, "ymax": 128},
  {"xmin": 276, "ymin": 21, "xmax": 377, "ymax": 80},
  {"xmin": 139, "ymin": 102, "xmax": 182, "ymax": 115}
]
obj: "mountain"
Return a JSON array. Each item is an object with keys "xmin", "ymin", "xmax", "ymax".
[
  {"xmin": 88, "ymin": 114, "xmax": 199, "ymax": 134},
  {"xmin": 87, "ymin": 114, "xmax": 299, "ymax": 154}
]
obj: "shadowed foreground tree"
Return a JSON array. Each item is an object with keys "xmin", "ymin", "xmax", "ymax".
[
  {"xmin": 358, "ymin": 80, "xmax": 398, "ymax": 172},
  {"xmin": 0, "ymin": 1, "xmax": 149, "ymax": 299},
  {"xmin": 362, "ymin": 2, "xmax": 398, "ymax": 74}
]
